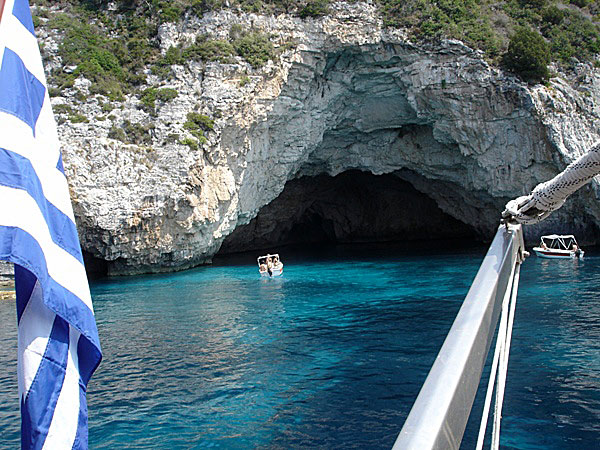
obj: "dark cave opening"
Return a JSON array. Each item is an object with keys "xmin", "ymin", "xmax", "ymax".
[
  {"xmin": 83, "ymin": 251, "xmax": 109, "ymax": 279},
  {"xmin": 219, "ymin": 170, "xmax": 478, "ymax": 255}
]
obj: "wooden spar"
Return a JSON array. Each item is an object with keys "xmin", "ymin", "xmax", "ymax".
[{"xmin": 0, "ymin": 0, "xmax": 5, "ymax": 25}]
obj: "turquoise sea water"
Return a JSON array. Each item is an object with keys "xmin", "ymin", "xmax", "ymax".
[{"xmin": 0, "ymin": 243, "xmax": 599, "ymax": 448}]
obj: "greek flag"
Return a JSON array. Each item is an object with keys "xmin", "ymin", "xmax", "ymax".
[{"xmin": 0, "ymin": 0, "xmax": 102, "ymax": 448}]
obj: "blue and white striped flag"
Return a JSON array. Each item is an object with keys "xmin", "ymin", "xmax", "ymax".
[{"xmin": 0, "ymin": 0, "xmax": 102, "ymax": 448}]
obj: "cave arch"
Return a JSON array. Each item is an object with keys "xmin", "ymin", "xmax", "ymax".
[{"xmin": 219, "ymin": 170, "xmax": 478, "ymax": 254}]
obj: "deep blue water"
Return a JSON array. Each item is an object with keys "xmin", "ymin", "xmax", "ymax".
[{"xmin": 0, "ymin": 243, "xmax": 599, "ymax": 449}]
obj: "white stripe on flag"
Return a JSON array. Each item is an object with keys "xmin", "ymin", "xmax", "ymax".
[
  {"xmin": 43, "ymin": 327, "xmax": 82, "ymax": 450},
  {"xmin": 0, "ymin": 0, "xmax": 16, "ymax": 62},
  {"xmin": 2, "ymin": 4, "xmax": 45, "ymax": 82},
  {"xmin": 34, "ymin": 94, "xmax": 64, "ymax": 166},
  {"xmin": 0, "ymin": 185, "xmax": 93, "ymax": 311},
  {"xmin": 17, "ymin": 279, "xmax": 52, "ymax": 398},
  {"xmin": 0, "ymin": 111, "xmax": 74, "ymax": 222}
]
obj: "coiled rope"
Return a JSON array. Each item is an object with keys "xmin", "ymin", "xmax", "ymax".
[{"xmin": 503, "ymin": 142, "xmax": 600, "ymax": 224}]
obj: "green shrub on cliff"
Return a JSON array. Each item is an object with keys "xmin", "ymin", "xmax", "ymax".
[
  {"xmin": 140, "ymin": 87, "xmax": 179, "ymax": 113},
  {"xmin": 190, "ymin": 0, "xmax": 227, "ymax": 16},
  {"xmin": 239, "ymin": 75, "xmax": 251, "ymax": 87},
  {"xmin": 186, "ymin": 113, "xmax": 215, "ymax": 131},
  {"xmin": 53, "ymin": 104, "xmax": 75, "ymax": 115},
  {"xmin": 108, "ymin": 126, "xmax": 127, "ymax": 142},
  {"xmin": 184, "ymin": 113, "xmax": 213, "ymax": 139},
  {"xmin": 31, "ymin": 0, "xmax": 600, "ymax": 94},
  {"xmin": 157, "ymin": 88, "xmax": 178, "ymax": 102},
  {"xmin": 503, "ymin": 27, "xmax": 551, "ymax": 83},
  {"xmin": 109, "ymin": 120, "xmax": 155, "ymax": 145},
  {"xmin": 152, "ymin": 1, "xmax": 185, "ymax": 23},
  {"xmin": 541, "ymin": 7, "xmax": 600, "ymax": 64},
  {"xmin": 375, "ymin": 0, "xmax": 600, "ymax": 71},
  {"xmin": 299, "ymin": 0, "xmax": 330, "ymax": 18},
  {"xmin": 232, "ymin": 30, "xmax": 275, "ymax": 68},
  {"xmin": 377, "ymin": 0, "xmax": 504, "ymax": 59},
  {"xmin": 182, "ymin": 112, "xmax": 213, "ymax": 147},
  {"xmin": 89, "ymin": 78, "xmax": 124, "ymax": 102},
  {"xmin": 570, "ymin": 0, "xmax": 589, "ymax": 7},
  {"xmin": 51, "ymin": 17, "xmax": 123, "ymax": 82},
  {"xmin": 69, "ymin": 113, "xmax": 89, "ymax": 123},
  {"xmin": 183, "ymin": 36, "xmax": 236, "ymax": 63},
  {"xmin": 46, "ymin": 10, "xmax": 155, "ymax": 100},
  {"xmin": 151, "ymin": 28, "xmax": 274, "ymax": 69},
  {"xmin": 181, "ymin": 137, "xmax": 200, "ymax": 150}
]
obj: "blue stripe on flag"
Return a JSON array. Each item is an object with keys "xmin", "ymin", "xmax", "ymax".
[
  {"xmin": 0, "ymin": 48, "xmax": 45, "ymax": 133},
  {"xmin": 0, "ymin": 226, "xmax": 101, "ymax": 354},
  {"xmin": 0, "ymin": 148, "xmax": 84, "ymax": 261},
  {"xmin": 12, "ymin": 0, "xmax": 35, "ymax": 35},
  {"xmin": 14, "ymin": 263, "xmax": 37, "ymax": 322},
  {"xmin": 74, "ymin": 386, "xmax": 89, "ymax": 449},
  {"xmin": 56, "ymin": 153, "xmax": 65, "ymax": 174},
  {"xmin": 21, "ymin": 315, "xmax": 70, "ymax": 450},
  {"xmin": 77, "ymin": 334, "xmax": 101, "ymax": 386}
]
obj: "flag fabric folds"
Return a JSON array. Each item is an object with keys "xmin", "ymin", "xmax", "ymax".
[{"xmin": 0, "ymin": 0, "xmax": 102, "ymax": 448}]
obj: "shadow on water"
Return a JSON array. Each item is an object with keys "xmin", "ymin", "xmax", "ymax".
[{"xmin": 212, "ymin": 238, "xmax": 487, "ymax": 267}]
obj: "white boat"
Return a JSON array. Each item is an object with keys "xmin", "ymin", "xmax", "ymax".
[
  {"xmin": 532, "ymin": 234, "xmax": 584, "ymax": 259},
  {"xmin": 257, "ymin": 253, "xmax": 283, "ymax": 277}
]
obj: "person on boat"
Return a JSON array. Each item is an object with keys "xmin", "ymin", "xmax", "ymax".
[
  {"xmin": 273, "ymin": 255, "xmax": 279, "ymax": 266},
  {"xmin": 259, "ymin": 259, "xmax": 267, "ymax": 273},
  {"xmin": 266, "ymin": 257, "xmax": 273, "ymax": 276}
]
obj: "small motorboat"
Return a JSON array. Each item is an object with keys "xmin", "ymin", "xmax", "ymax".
[
  {"xmin": 257, "ymin": 253, "xmax": 283, "ymax": 277},
  {"xmin": 532, "ymin": 234, "xmax": 584, "ymax": 259}
]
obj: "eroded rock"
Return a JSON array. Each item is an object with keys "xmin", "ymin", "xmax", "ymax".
[{"xmin": 47, "ymin": 3, "xmax": 600, "ymax": 275}]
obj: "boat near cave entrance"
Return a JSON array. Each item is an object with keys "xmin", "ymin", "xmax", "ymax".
[
  {"xmin": 532, "ymin": 234, "xmax": 584, "ymax": 259},
  {"xmin": 257, "ymin": 254, "xmax": 284, "ymax": 277}
]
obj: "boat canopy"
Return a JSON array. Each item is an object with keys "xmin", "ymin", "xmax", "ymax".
[
  {"xmin": 540, "ymin": 234, "xmax": 579, "ymax": 250},
  {"xmin": 257, "ymin": 254, "xmax": 280, "ymax": 264}
]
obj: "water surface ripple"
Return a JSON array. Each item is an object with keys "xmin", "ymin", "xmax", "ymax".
[{"xmin": 0, "ymin": 244, "xmax": 599, "ymax": 448}]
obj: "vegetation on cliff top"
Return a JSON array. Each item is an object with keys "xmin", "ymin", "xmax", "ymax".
[
  {"xmin": 378, "ymin": 0, "xmax": 600, "ymax": 82},
  {"xmin": 31, "ymin": 0, "xmax": 600, "ymax": 92}
]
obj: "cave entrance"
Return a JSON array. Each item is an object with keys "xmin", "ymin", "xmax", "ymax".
[
  {"xmin": 82, "ymin": 251, "xmax": 109, "ymax": 279},
  {"xmin": 219, "ymin": 170, "xmax": 478, "ymax": 254}
]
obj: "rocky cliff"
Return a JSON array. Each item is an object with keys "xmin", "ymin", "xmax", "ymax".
[{"xmin": 40, "ymin": 2, "xmax": 600, "ymax": 275}]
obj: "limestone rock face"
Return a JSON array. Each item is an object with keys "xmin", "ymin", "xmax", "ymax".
[
  {"xmin": 48, "ymin": 3, "xmax": 600, "ymax": 275},
  {"xmin": 0, "ymin": 261, "xmax": 13, "ymax": 282}
]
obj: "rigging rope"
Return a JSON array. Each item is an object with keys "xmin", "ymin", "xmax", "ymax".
[
  {"xmin": 480, "ymin": 141, "xmax": 600, "ymax": 446},
  {"xmin": 476, "ymin": 244, "xmax": 522, "ymax": 450},
  {"xmin": 503, "ymin": 143, "xmax": 600, "ymax": 224},
  {"xmin": 492, "ymin": 262, "xmax": 520, "ymax": 449}
]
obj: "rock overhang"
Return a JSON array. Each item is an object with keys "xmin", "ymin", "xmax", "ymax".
[{"xmin": 51, "ymin": 6, "xmax": 600, "ymax": 275}]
